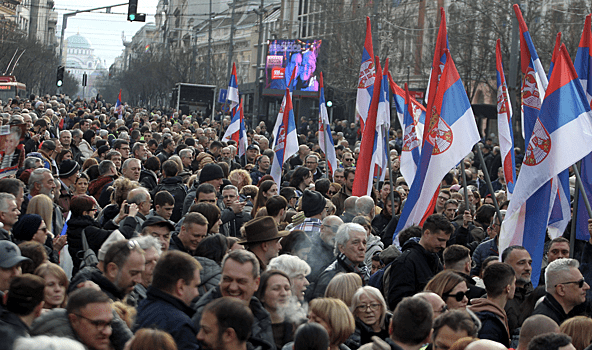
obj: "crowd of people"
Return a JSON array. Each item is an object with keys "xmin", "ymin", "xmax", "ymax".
[{"xmin": 0, "ymin": 93, "xmax": 590, "ymax": 350}]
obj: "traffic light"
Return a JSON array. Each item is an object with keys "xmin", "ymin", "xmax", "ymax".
[
  {"xmin": 82, "ymin": 73, "xmax": 87, "ymax": 87},
  {"xmin": 326, "ymin": 100, "xmax": 333, "ymax": 108},
  {"xmin": 128, "ymin": 0, "xmax": 146, "ymax": 22},
  {"xmin": 56, "ymin": 66, "xmax": 64, "ymax": 87}
]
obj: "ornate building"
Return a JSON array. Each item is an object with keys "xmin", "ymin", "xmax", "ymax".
[{"xmin": 65, "ymin": 33, "xmax": 108, "ymax": 99}]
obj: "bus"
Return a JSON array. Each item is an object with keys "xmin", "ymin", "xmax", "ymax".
[{"xmin": 0, "ymin": 76, "xmax": 26, "ymax": 102}]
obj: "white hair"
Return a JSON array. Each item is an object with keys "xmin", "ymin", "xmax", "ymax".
[
  {"xmin": 545, "ymin": 258, "xmax": 580, "ymax": 293},
  {"xmin": 135, "ymin": 235, "xmax": 163, "ymax": 255},
  {"xmin": 14, "ymin": 336, "xmax": 85, "ymax": 350},
  {"xmin": 355, "ymin": 196, "xmax": 375, "ymax": 216},
  {"xmin": 268, "ymin": 254, "xmax": 311, "ymax": 278},
  {"xmin": 334, "ymin": 223, "xmax": 366, "ymax": 256}
]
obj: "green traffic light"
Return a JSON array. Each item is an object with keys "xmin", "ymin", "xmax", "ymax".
[
  {"xmin": 129, "ymin": 14, "xmax": 135, "ymax": 21},
  {"xmin": 326, "ymin": 101, "xmax": 333, "ymax": 108},
  {"xmin": 57, "ymin": 80, "xmax": 63, "ymax": 87}
]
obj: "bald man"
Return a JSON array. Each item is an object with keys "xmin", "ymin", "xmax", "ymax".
[{"xmin": 516, "ymin": 315, "xmax": 560, "ymax": 350}]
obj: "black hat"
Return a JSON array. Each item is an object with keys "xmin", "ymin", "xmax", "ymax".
[
  {"xmin": 40, "ymin": 140, "xmax": 55, "ymax": 151},
  {"xmin": 247, "ymin": 144, "xmax": 260, "ymax": 151},
  {"xmin": 302, "ymin": 190, "xmax": 326, "ymax": 217},
  {"xmin": 199, "ymin": 163, "xmax": 224, "ymax": 183},
  {"xmin": 97, "ymin": 145, "xmax": 110, "ymax": 156},
  {"xmin": 141, "ymin": 215, "xmax": 175, "ymax": 232},
  {"xmin": 59, "ymin": 159, "xmax": 80, "ymax": 178}
]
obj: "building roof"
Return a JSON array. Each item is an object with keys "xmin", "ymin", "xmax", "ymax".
[{"xmin": 67, "ymin": 34, "xmax": 92, "ymax": 49}]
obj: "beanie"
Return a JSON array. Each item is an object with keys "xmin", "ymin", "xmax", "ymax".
[
  {"xmin": 302, "ymin": 190, "xmax": 326, "ymax": 217},
  {"xmin": 199, "ymin": 163, "xmax": 224, "ymax": 183},
  {"xmin": 13, "ymin": 214, "xmax": 43, "ymax": 242}
]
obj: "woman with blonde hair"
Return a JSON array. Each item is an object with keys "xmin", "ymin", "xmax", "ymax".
[
  {"xmin": 34, "ymin": 263, "xmax": 68, "ymax": 309},
  {"xmin": 128, "ymin": 328, "xmax": 177, "ymax": 350},
  {"xmin": 324, "ymin": 272, "xmax": 363, "ymax": 307},
  {"xmin": 308, "ymin": 298, "xmax": 355, "ymax": 350},
  {"xmin": 27, "ymin": 194, "xmax": 54, "ymax": 235},
  {"xmin": 346, "ymin": 286, "xmax": 390, "ymax": 350},
  {"xmin": 101, "ymin": 177, "xmax": 140, "ymax": 223},
  {"xmin": 424, "ymin": 270, "xmax": 469, "ymax": 310},
  {"xmin": 559, "ymin": 316, "xmax": 592, "ymax": 350},
  {"xmin": 229, "ymin": 169, "xmax": 252, "ymax": 191}
]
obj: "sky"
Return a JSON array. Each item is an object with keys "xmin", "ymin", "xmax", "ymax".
[{"xmin": 55, "ymin": 0, "xmax": 159, "ymax": 68}]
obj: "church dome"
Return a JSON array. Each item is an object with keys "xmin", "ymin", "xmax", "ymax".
[{"xmin": 67, "ymin": 34, "xmax": 92, "ymax": 49}]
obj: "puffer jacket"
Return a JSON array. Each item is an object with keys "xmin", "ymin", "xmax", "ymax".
[{"xmin": 194, "ymin": 256, "xmax": 221, "ymax": 296}]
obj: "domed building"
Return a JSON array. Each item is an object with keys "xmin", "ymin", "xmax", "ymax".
[{"xmin": 65, "ymin": 33, "xmax": 108, "ymax": 99}]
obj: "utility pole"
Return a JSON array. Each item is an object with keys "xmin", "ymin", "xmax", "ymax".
[
  {"xmin": 59, "ymin": 3, "xmax": 128, "ymax": 65},
  {"xmin": 206, "ymin": 0, "xmax": 213, "ymax": 84},
  {"xmin": 253, "ymin": 0, "xmax": 265, "ymax": 128},
  {"xmin": 227, "ymin": 0, "xmax": 237, "ymax": 80}
]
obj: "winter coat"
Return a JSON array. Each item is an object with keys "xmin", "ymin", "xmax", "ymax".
[
  {"xmin": 468, "ymin": 298, "xmax": 510, "ymax": 347},
  {"xmin": 66, "ymin": 215, "xmax": 130, "ymax": 276},
  {"xmin": 69, "ymin": 266, "xmax": 125, "ymax": 301},
  {"xmin": 471, "ymin": 238, "xmax": 498, "ymax": 276},
  {"xmin": 152, "ymin": 176, "xmax": 187, "ymax": 223},
  {"xmin": 31, "ymin": 308, "xmax": 132, "ymax": 350},
  {"xmin": 345, "ymin": 313, "xmax": 392, "ymax": 350},
  {"xmin": 532, "ymin": 293, "xmax": 569, "ymax": 326},
  {"xmin": 135, "ymin": 287, "xmax": 199, "ymax": 350},
  {"xmin": 0, "ymin": 306, "xmax": 29, "ymax": 350},
  {"xmin": 385, "ymin": 239, "xmax": 443, "ymax": 311},
  {"xmin": 194, "ymin": 256, "xmax": 222, "ymax": 296},
  {"xmin": 331, "ymin": 185, "xmax": 350, "ymax": 216},
  {"xmin": 371, "ymin": 212, "xmax": 391, "ymax": 240},
  {"xmin": 504, "ymin": 282, "xmax": 533, "ymax": 334},
  {"xmin": 305, "ymin": 234, "xmax": 335, "ymax": 285},
  {"xmin": 78, "ymin": 140, "xmax": 93, "ymax": 160},
  {"xmin": 308, "ymin": 256, "xmax": 368, "ymax": 301},
  {"xmin": 192, "ymin": 286, "xmax": 276, "ymax": 350},
  {"xmin": 139, "ymin": 169, "xmax": 158, "ymax": 193}
]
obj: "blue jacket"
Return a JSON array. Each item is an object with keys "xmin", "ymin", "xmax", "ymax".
[
  {"xmin": 135, "ymin": 287, "xmax": 199, "ymax": 350},
  {"xmin": 471, "ymin": 238, "xmax": 498, "ymax": 276}
]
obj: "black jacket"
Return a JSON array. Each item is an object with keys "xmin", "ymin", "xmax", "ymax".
[
  {"xmin": 504, "ymin": 282, "xmax": 533, "ymax": 334},
  {"xmin": 305, "ymin": 235, "xmax": 336, "ymax": 285},
  {"xmin": 169, "ymin": 234, "xmax": 191, "ymax": 254},
  {"xmin": 69, "ymin": 266, "xmax": 125, "ymax": 301},
  {"xmin": 345, "ymin": 314, "xmax": 391, "ymax": 350},
  {"xmin": 66, "ymin": 215, "xmax": 130, "ymax": 276},
  {"xmin": 532, "ymin": 293, "xmax": 569, "ymax": 326},
  {"xmin": 152, "ymin": 176, "xmax": 187, "ymax": 223},
  {"xmin": 0, "ymin": 307, "xmax": 29, "ymax": 350},
  {"xmin": 139, "ymin": 169, "xmax": 158, "ymax": 192},
  {"xmin": 385, "ymin": 240, "xmax": 442, "ymax": 310}
]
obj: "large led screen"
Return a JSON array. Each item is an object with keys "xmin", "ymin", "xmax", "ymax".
[{"xmin": 265, "ymin": 39, "xmax": 322, "ymax": 92}]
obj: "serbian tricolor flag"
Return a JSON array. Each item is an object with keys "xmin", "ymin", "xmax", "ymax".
[
  {"xmin": 271, "ymin": 67, "xmax": 296, "ymax": 140},
  {"xmin": 394, "ymin": 8, "xmax": 480, "ymax": 242},
  {"xmin": 391, "ymin": 74, "xmax": 425, "ymax": 187},
  {"xmin": 514, "ymin": 5, "xmax": 570, "ymax": 242},
  {"xmin": 355, "ymin": 17, "xmax": 375, "ymax": 134},
  {"xmin": 495, "ymin": 39, "xmax": 516, "ymax": 199},
  {"xmin": 372, "ymin": 58, "xmax": 391, "ymax": 183},
  {"xmin": 319, "ymin": 73, "xmax": 337, "ymax": 178},
  {"xmin": 228, "ymin": 63, "xmax": 239, "ymax": 113},
  {"xmin": 500, "ymin": 44, "xmax": 592, "ymax": 287},
  {"xmin": 352, "ymin": 57, "xmax": 382, "ymax": 196},
  {"xmin": 574, "ymin": 14, "xmax": 592, "ymax": 240},
  {"xmin": 222, "ymin": 98, "xmax": 248, "ymax": 157},
  {"xmin": 270, "ymin": 87, "xmax": 298, "ymax": 190},
  {"xmin": 115, "ymin": 89, "xmax": 123, "ymax": 119}
]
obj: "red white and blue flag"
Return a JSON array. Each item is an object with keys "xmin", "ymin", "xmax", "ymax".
[
  {"xmin": 352, "ymin": 57, "xmax": 382, "ymax": 197},
  {"xmin": 573, "ymin": 14, "xmax": 592, "ymax": 240},
  {"xmin": 318, "ymin": 73, "xmax": 338, "ymax": 178},
  {"xmin": 355, "ymin": 17, "xmax": 375, "ymax": 134},
  {"xmin": 394, "ymin": 9, "xmax": 479, "ymax": 240},
  {"xmin": 115, "ymin": 89, "xmax": 123, "ymax": 119},
  {"xmin": 391, "ymin": 75, "xmax": 425, "ymax": 187},
  {"xmin": 514, "ymin": 5, "xmax": 570, "ymax": 244},
  {"xmin": 270, "ymin": 87, "xmax": 298, "ymax": 190},
  {"xmin": 495, "ymin": 39, "xmax": 516, "ymax": 199},
  {"xmin": 222, "ymin": 98, "xmax": 248, "ymax": 157},
  {"xmin": 368, "ymin": 58, "xmax": 391, "ymax": 191},
  {"xmin": 227, "ymin": 63, "xmax": 240, "ymax": 113},
  {"xmin": 500, "ymin": 44, "xmax": 592, "ymax": 286}
]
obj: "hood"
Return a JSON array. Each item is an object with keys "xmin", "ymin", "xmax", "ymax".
[{"xmin": 468, "ymin": 298, "xmax": 508, "ymax": 328}]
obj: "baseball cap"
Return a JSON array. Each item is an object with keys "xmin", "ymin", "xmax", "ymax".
[
  {"xmin": 0, "ymin": 241, "xmax": 31, "ymax": 268},
  {"xmin": 141, "ymin": 216, "xmax": 175, "ymax": 232}
]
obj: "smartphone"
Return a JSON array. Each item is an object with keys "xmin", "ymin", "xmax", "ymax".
[{"xmin": 124, "ymin": 203, "xmax": 130, "ymax": 214}]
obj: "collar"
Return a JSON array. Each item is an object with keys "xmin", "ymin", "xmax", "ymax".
[{"xmin": 146, "ymin": 286, "xmax": 195, "ymax": 317}]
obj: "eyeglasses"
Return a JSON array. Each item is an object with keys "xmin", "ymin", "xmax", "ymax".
[
  {"xmin": 435, "ymin": 304, "xmax": 448, "ymax": 314},
  {"xmin": 328, "ymin": 191, "xmax": 338, "ymax": 195},
  {"xmin": 355, "ymin": 303, "xmax": 381, "ymax": 312},
  {"xmin": 442, "ymin": 290, "xmax": 469, "ymax": 302},
  {"xmin": 556, "ymin": 278, "xmax": 586, "ymax": 288},
  {"xmin": 74, "ymin": 314, "xmax": 113, "ymax": 331},
  {"xmin": 344, "ymin": 158, "xmax": 354, "ymax": 162}
]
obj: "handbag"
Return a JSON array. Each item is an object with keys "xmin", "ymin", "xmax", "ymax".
[{"xmin": 78, "ymin": 228, "xmax": 99, "ymax": 269}]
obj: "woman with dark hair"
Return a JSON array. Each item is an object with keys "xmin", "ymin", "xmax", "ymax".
[
  {"xmin": 79, "ymin": 130, "xmax": 95, "ymax": 160},
  {"xmin": 73, "ymin": 173, "xmax": 90, "ymax": 196},
  {"xmin": 257, "ymin": 270, "xmax": 295, "ymax": 350},
  {"xmin": 56, "ymin": 149, "xmax": 73, "ymax": 165},
  {"xmin": 253, "ymin": 180, "xmax": 278, "ymax": 215},
  {"xmin": 279, "ymin": 230, "xmax": 312, "ymax": 260},
  {"xmin": 194, "ymin": 233, "xmax": 227, "ymax": 295},
  {"xmin": 194, "ymin": 202, "xmax": 222, "ymax": 234},
  {"xmin": 289, "ymin": 167, "xmax": 313, "ymax": 196},
  {"xmin": 66, "ymin": 194, "xmax": 138, "ymax": 276},
  {"xmin": 293, "ymin": 323, "xmax": 330, "ymax": 350},
  {"xmin": 85, "ymin": 164, "xmax": 100, "ymax": 182},
  {"xmin": 140, "ymin": 156, "xmax": 160, "ymax": 192}
]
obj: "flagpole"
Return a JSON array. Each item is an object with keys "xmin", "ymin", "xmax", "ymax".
[
  {"xmin": 476, "ymin": 144, "xmax": 503, "ymax": 225},
  {"xmin": 460, "ymin": 159, "xmax": 470, "ymax": 211},
  {"xmin": 570, "ymin": 161, "xmax": 581, "ymax": 258},
  {"xmin": 385, "ymin": 125, "xmax": 396, "ymax": 218},
  {"xmin": 572, "ymin": 162, "xmax": 592, "ymax": 252}
]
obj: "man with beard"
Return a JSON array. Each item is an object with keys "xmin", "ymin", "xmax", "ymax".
[
  {"xmin": 220, "ymin": 147, "xmax": 241, "ymax": 171},
  {"xmin": 501, "ymin": 245, "xmax": 533, "ymax": 335},
  {"xmin": 132, "ymin": 142, "xmax": 148, "ymax": 164},
  {"xmin": 27, "ymin": 168, "xmax": 64, "ymax": 235},
  {"xmin": 197, "ymin": 297, "xmax": 254, "ymax": 350}
]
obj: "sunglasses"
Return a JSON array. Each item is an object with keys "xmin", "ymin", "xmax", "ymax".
[
  {"xmin": 443, "ymin": 290, "xmax": 469, "ymax": 302},
  {"xmin": 556, "ymin": 278, "xmax": 586, "ymax": 288}
]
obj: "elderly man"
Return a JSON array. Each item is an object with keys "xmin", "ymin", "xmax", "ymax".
[
  {"xmin": 28, "ymin": 168, "xmax": 63, "ymax": 235},
  {"xmin": 241, "ymin": 217, "xmax": 289, "ymax": 273},
  {"xmin": 533, "ymin": 258, "xmax": 590, "ymax": 325},
  {"xmin": 135, "ymin": 251, "xmax": 202, "ymax": 350},
  {"xmin": 309, "ymin": 222, "xmax": 368, "ymax": 300},
  {"xmin": 291, "ymin": 190, "xmax": 327, "ymax": 236},
  {"xmin": 121, "ymin": 158, "xmax": 141, "ymax": 182},
  {"xmin": 192, "ymin": 250, "xmax": 275, "ymax": 350},
  {"xmin": 126, "ymin": 236, "xmax": 162, "ymax": 307},
  {"xmin": 141, "ymin": 216, "xmax": 175, "ymax": 252},
  {"xmin": 220, "ymin": 185, "xmax": 249, "ymax": 238},
  {"xmin": 132, "ymin": 142, "xmax": 148, "ymax": 163},
  {"xmin": 0, "ymin": 194, "xmax": 21, "ymax": 241},
  {"xmin": 306, "ymin": 215, "xmax": 343, "ymax": 286}
]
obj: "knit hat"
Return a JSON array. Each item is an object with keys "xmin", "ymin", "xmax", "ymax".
[
  {"xmin": 13, "ymin": 214, "xmax": 43, "ymax": 242},
  {"xmin": 302, "ymin": 190, "xmax": 326, "ymax": 217},
  {"xmin": 59, "ymin": 159, "xmax": 80, "ymax": 178},
  {"xmin": 98, "ymin": 230, "xmax": 126, "ymax": 261},
  {"xmin": 199, "ymin": 163, "xmax": 225, "ymax": 183}
]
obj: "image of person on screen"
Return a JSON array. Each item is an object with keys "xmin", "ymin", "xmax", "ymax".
[
  {"xmin": 296, "ymin": 51, "xmax": 319, "ymax": 91},
  {"xmin": 285, "ymin": 52, "xmax": 302, "ymax": 90},
  {"xmin": 0, "ymin": 126, "xmax": 24, "ymax": 171}
]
